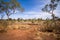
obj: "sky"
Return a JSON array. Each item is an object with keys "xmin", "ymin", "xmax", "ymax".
[{"xmin": 0, "ymin": 0, "xmax": 60, "ymax": 19}]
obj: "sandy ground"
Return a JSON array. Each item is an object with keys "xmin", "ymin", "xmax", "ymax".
[
  {"xmin": 0, "ymin": 22, "xmax": 57, "ymax": 40},
  {"xmin": 0, "ymin": 29, "xmax": 56, "ymax": 40},
  {"xmin": 0, "ymin": 29, "xmax": 35, "ymax": 40}
]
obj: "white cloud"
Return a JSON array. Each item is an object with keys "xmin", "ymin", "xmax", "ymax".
[
  {"xmin": 9, "ymin": 10, "xmax": 52, "ymax": 19},
  {"xmin": 19, "ymin": 11, "xmax": 52, "ymax": 19},
  {"xmin": 9, "ymin": 0, "xmax": 60, "ymax": 19}
]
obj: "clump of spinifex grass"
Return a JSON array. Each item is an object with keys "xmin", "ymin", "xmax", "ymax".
[
  {"xmin": 38, "ymin": 20, "xmax": 60, "ymax": 33},
  {"xmin": 0, "ymin": 20, "xmax": 8, "ymax": 33}
]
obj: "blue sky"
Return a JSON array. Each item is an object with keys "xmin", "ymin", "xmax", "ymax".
[{"xmin": 0, "ymin": 0, "xmax": 60, "ymax": 19}]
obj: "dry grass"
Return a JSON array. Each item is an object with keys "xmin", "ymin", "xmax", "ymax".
[{"xmin": 0, "ymin": 20, "xmax": 60, "ymax": 40}]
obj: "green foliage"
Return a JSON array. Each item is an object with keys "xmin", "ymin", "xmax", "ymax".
[
  {"xmin": 42, "ymin": 0, "xmax": 60, "ymax": 20},
  {"xmin": 17, "ymin": 18, "xmax": 20, "ymax": 22},
  {"xmin": 9, "ymin": 18, "xmax": 12, "ymax": 20},
  {"xmin": 0, "ymin": 0, "xmax": 23, "ymax": 19}
]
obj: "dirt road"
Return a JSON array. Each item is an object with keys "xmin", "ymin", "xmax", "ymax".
[{"xmin": 0, "ymin": 29, "xmax": 36, "ymax": 40}]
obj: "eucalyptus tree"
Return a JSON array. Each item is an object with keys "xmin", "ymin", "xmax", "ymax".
[
  {"xmin": 0, "ymin": 0, "xmax": 23, "ymax": 19},
  {"xmin": 0, "ymin": 0, "xmax": 23, "ymax": 32},
  {"xmin": 42, "ymin": 0, "xmax": 60, "ymax": 20},
  {"xmin": 41, "ymin": 0, "xmax": 60, "ymax": 32}
]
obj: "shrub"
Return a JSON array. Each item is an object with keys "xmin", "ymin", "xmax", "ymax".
[{"xmin": 0, "ymin": 21, "xmax": 8, "ymax": 33}]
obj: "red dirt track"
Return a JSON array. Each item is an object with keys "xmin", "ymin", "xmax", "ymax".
[{"xmin": 0, "ymin": 29, "xmax": 35, "ymax": 40}]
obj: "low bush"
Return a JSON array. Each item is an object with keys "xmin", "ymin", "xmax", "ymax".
[{"xmin": 0, "ymin": 21, "xmax": 8, "ymax": 33}]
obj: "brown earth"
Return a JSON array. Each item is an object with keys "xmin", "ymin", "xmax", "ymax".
[
  {"xmin": 0, "ymin": 29, "xmax": 35, "ymax": 40},
  {"xmin": 0, "ymin": 27, "xmax": 56, "ymax": 40},
  {"xmin": 0, "ymin": 22, "xmax": 57, "ymax": 40}
]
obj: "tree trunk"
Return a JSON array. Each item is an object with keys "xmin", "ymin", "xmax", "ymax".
[
  {"xmin": 51, "ymin": 8, "xmax": 55, "ymax": 21},
  {"xmin": 8, "ymin": 16, "xmax": 9, "ymax": 20}
]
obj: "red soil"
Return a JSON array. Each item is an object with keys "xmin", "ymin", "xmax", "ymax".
[{"xmin": 0, "ymin": 29, "xmax": 35, "ymax": 40}]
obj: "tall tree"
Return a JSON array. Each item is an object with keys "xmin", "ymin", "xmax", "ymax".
[
  {"xmin": 0, "ymin": 0, "xmax": 23, "ymax": 19},
  {"xmin": 42, "ymin": 0, "xmax": 60, "ymax": 20}
]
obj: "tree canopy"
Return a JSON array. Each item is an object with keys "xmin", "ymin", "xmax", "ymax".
[
  {"xmin": 42, "ymin": 0, "xmax": 60, "ymax": 20},
  {"xmin": 0, "ymin": 0, "xmax": 23, "ymax": 19}
]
